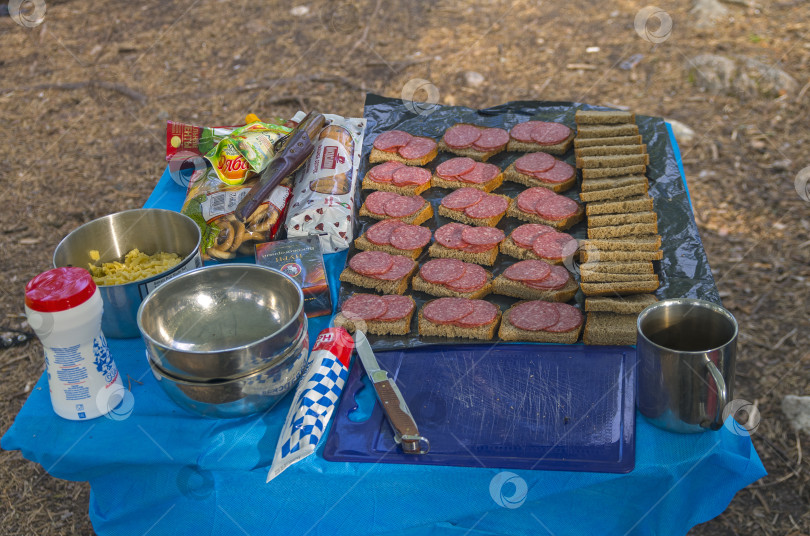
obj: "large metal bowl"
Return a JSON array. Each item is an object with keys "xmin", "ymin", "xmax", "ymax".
[
  {"xmin": 136, "ymin": 264, "xmax": 308, "ymax": 381},
  {"xmin": 146, "ymin": 320, "xmax": 309, "ymax": 418},
  {"xmin": 53, "ymin": 209, "xmax": 202, "ymax": 338}
]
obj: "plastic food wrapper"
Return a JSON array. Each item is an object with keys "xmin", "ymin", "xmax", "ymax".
[
  {"xmin": 181, "ymin": 165, "xmax": 292, "ymax": 260},
  {"xmin": 204, "ymin": 121, "xmax": 291, "ymax": 185},
  {"xmin": 267, "ymin": 327, "xmax": 354, "ymax": 483},
  {"xmin": 285, "ymin": 113, "xmax": 366, "ymax": 254}
]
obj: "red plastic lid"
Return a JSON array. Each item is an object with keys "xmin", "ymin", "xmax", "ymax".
[{"xmin": 25, "ymin": 267, "xmax": 97, "ymax": 312}]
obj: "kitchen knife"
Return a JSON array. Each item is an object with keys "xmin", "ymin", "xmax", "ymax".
[
  {"xmin": 353, "ymin": 330, "xmax": 429, "ymax": 455},
  {"xmin": 233, "ymin": 111, "xmax": 327, "ymax": 223}
]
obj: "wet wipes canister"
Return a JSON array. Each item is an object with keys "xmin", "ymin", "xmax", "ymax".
[{"xmin": 24, "ymin": 267, "xmax": 124, "ymax": 420}]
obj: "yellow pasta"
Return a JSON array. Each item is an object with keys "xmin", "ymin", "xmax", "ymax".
[{"xmin": 88, "ymin": 248, "xmax": 182, "ymax": 286}]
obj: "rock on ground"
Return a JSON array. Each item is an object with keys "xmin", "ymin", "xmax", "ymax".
[
  {"xmin": 691, "ymin": 0, "xmax": 729, "ymax": 28},
  {"xmin": 666, "ymin": 118, "xmax": 696, "ymax": 147},
  {"xmin": 781, "ymin": 395, "xmax": 810, "ymax": 434},
  {"xmin": 685, "ymin": 54, "xmax": 799, "ymax": 98}
]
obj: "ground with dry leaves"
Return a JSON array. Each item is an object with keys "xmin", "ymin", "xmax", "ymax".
[{"xmin": 1, "ymin": 0, "xmax": 809, "ymax": 534}]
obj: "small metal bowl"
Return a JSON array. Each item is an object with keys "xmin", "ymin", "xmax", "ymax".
[
  {"xmin": 137, "ymin": 264, "xmax": 308, "ymax": 381},
  {"xmin": 53, "ymin": 209, "xmax": 202, "ymax": 338},
  {"xmin": 146, "ymin": 320, "xmax": 309, "ymax": 418}
]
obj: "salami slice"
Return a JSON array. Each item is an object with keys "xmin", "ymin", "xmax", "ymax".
[
  {"xmin": 376, "ymin": 295, "xmax": 415, "ymax": 321},
  {"xmin": 341, "ymin": 294, "xmax": 387, "ymax": 321},
  {"xmin": 531, "ymin": 122, "xmax": 572, "ymax": 146},
  {"xmin": 441, "ymin": 187, "xmax": 485, "ymax": 210},
  {"xmin": 532, "ymin": 160, "xmax": 575, "ymax": 184},
  {"xmin": 445, "ymin": 263, "xmax": 488, "ymax": 292},
  {"xmin": 420, "ymin": 258, "xmax": 466, "ymax": 284},
  {"xmin": 367, "ymin": 161, "xmax": 405, "ymax": 183},
  {"xmin": 514, "ymin": 152, "xmax": 555, "ymax": 174},
  {"xmin": 461, "ymin": 226, "xmax": 505, "ymax": 246},
  {"xmin": 434, "ymin": 222, "xmax": 468, "ymax": 249},
  {"xmin": 436, "ymin": 157, "xmax": 476, "ymax": 178},
  {"xmin": 364, "ymin": 191, "xmax": 400, "ymax": 215},
  {"xmin": 443, "ymin": 124, "xmax": 481, "ymax": 149},
  {"xmin": 454, "ymin": 300, "xmax": 499, "ymax": 327},
  {"xmin": 509, "ymin": 121, "xmax": 539, "ymax": 143},
  {"xmin": 464, "ymin": 195, "xmax": 508, "ymax": 220},
  {"xmin": 532, "ymin": 232, "xmax": 578, "ymax": 260},
  {"xmin": 511, "ymin": 224, "xmax": 554, "ymax": 249},
  {"xmin": 502, "ymin": 259, "xmax": 552, "ymax": 282},
  {"xmin": 524, "ymin": 265, "xmax": 570, "ymax": 290},
  {"xmin": 508, "ymin": 300, "xmax": 560, "ymax": 332},
  {"xmin": 384, "ymin": 195, "xmax": 426, "ymax": 218},
  {"xmin": 545, "ymin": 302, "xmax": 583, "ymax": 333},
  {"xmin": 349, "ymin": 250, "xmax": 394, "ymax": 276},
  {"xmin": 399, "ymin": 137, "xmax": 437, "ymax": 161},
  {"xmin": 392, "ymin": 166, "xmax": 431, "ymax": 186},
  {"xmin": 460, "ymin": 162, "xmax": 500, "ymax": 184},
  {"xmin": 375, "ymin": 255, "xmax": 416, "ymax": 281},
  {"xmin": 423, "ymin": 297, "xmax": 474, "ymax": 324},
  {"xmin": 365, "ymin": 219, "xmax": 403, "ymax": 245},
  {"xmin": 534, "ymin": 195, "xmax": 579, "ymax": 221},
  {"xmin": 516, "ymin": 187, "xmax": 554, "ymax": 214},
  {"xmin": 389, "ymin": 224, "xmax": 431, "ymax": 251},
  {"xmin": 373, "ymin": 130, "xmax": 413, "ymax": 152},
  {"xmin": 471, "ymin": 128, "xmax": 509, "ymax": 151}
]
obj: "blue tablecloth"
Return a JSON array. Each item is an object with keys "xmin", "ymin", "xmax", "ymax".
[{"xmin": 3, "ymin": 127, "xmax": 765, "ymax": 535}]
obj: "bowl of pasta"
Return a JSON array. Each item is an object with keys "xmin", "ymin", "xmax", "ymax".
[{"xmin": 53, "ymin": 209, "xmax": 202, "ymax": 338}]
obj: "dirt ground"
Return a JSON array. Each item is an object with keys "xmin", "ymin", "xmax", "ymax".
[{"xmin": 1, "ymin": 0, "xmax": 809, "ymax": 534}]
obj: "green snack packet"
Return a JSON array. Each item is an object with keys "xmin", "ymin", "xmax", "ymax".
[{"xmin": 205, "ymin": 122, "xmax": 291, "ymax": 185}]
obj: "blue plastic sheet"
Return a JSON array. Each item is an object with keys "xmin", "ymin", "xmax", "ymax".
[{"xmin": 3, "ymin": 120, "xmax": 765, "ymax": 536}]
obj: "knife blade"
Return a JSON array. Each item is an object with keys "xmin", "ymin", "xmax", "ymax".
[{"xmin": 353, "ymin": 330, "xmax": 429, "ymax": 455}]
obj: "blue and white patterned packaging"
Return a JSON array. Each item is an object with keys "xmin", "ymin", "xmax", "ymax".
[{"xmin": 267, "ymin": 327, "xmax": 353, "ymax": 482}]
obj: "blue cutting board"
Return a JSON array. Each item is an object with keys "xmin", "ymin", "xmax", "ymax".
[{"xmin": 323, "ymin": 343, "xmax": 637, "ymax": 473}]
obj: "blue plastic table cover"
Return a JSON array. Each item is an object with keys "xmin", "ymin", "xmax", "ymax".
[{"xmin": 3, "ymin": 126, "xmax": 765, "ymax": 536}]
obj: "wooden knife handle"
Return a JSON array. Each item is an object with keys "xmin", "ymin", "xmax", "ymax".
[{"xmin": 373, "ymin": 380, "xmax": 419, "ymax": 438}]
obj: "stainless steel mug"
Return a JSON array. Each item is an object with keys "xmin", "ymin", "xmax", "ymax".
[{"xmin": 636, "ymin": 299, "xmax": 738, "ymax": 433}]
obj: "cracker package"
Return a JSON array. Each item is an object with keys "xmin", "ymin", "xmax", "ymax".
[{"xmin": 284, "ymin": 114, "xmax": 366, "ymax": 254}]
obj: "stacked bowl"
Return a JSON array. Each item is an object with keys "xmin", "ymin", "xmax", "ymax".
[{"xmin": 137, "ymin": 264, "xmax": 310, "ymax": 418}]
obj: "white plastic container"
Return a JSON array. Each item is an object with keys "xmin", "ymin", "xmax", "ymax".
[{"xmin": 25, "ymin": 267, "xmax": 125, "ymax": 420}]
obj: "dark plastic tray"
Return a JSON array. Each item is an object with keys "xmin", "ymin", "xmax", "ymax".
[{"xmin": 323, "ymin": 343, "xmax": 636, "ymax": 473}]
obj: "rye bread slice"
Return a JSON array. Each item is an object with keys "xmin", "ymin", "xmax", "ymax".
[
  {"xmin": 582, "ymin": 312, "xmax": 639, "ymax": 345},
  {"xmin": 353, "ymin": 234, "xmax": 424, "ymax": 260},
  {"xmin": 417, "ymin": 307, "xmax": 500, "ymax": 340},
  {"xmin": 578, "ymin": 261, "xmax": 655, "ymax": 274},
  {"xmin": 587, "ymin": 222, "xmax": 659, "ymax": 239},
  {"xmin": 437, "ymin": 194, "xmax": 510, "ymax": 227},
  {"xmin": 411, "ymin": 272, "xmax": 493, "ymax": 299},
  {"xmin": 576, "ymin": 153, "xmax": 650, "ymax": 169},
  {"xmin": 498, "ymin": 303, "xmax": 582, "ymax": 343},
  {"xmin": 491, "ymin": 274, "xmax": 579, "ymax": 302},
  {"xmin": 580, "ymin": 280, "xmax": 660, "ymax": 296},
  {"xmin": 581, "ymin": 165, "xmax": 647, "ymax": 179},
  {"xmin": 580, "ymin": 176, "xmax": 648, "ymax": 193},
  {"xmin": 588, "ymin": 212, "xmax": 658, "ymax": 228},
  {"xmin": 576, "ymin": 124, "xmax": 640, "ymax": 138},
  {"xmin": 579, "ymin": 183, "xmax": 649, "ymax": 203},
  {"xmin": 505, "ymin": 131, "xmax": 575, "ymax": 155},
  {"xmin": 369, "ymin": 145, "xmax": 438, "ymax": 167},
  {"xmin": 361, "ymin": 175, "xmax": 432, "ymax": 196},
  {"xmin": 499, "ymin": 236, "xmax": 565, "ymax": 265},
  {"xmin": 339, "ymin": 265, "xmax": 417, "ymax": 295},
  {"xmin": 506, "ymin": 198, "xmax": 584, "ymax": 231},
  {"xmin": 574, "ymin": 135, "xmax": 643, "ymax": 148},
  {"xmin": 574, "ymin": 110, "xmax": 636, "ymax": 125},
  {"xmin": 586, "ymin": 195, "xmax": 654, "ymax": 216},
  {"xmin": 580, "ymin": 249, "xmax": 663, "ymax": 262},
  {"xmin": 579, "ymin": 236, "xmax": 662, "ymax": 251},
  {"xmin": 579, "ymin": 271, "xmax": 659, "ymax": 284},
  {"xmin": 427, "ymin": 241, "xmax": 499, "ymax": 266},
  {"xmin": 584, "ymin": 294, "xmax": 658, "ymax": 314},
  {"xmin": 503, "ymin": 163, "xmax": 577, "ymax": 194},
  {"xmin": 576, "ymin": 144, "xmax": 647, "ymax": 158},
  {"xmin": 333, "ymin": 300, "xmax": 416, "ymax": 336},
  {"xmin": 430, "ymin": 171, "xmax": 504, "ymax": 193},
  {"xmin": 359, "ymin": 199, "xmax": 434, "ymax": 225}
]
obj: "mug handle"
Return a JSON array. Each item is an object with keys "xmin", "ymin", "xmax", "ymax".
[{"xmin": 703, "ymin": 357, "xmax": 728, "ymax": 430}]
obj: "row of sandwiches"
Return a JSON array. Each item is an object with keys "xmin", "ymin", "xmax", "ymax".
[{"xmin": 573, "ymin": 110, "xmax": 662, "ymax": 346}]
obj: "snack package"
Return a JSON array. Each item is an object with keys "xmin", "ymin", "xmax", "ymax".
[
  {"xmin": 204, "ymin": 121, "xmax": 292, "ymax": 185},
  {"xmin": 181, "ymin": 166, "xmax": 292, "ymax": 260},
  {"xmin": 285, "ymin": 114, "xmax": 366, "ymax": 253},
  {"xmin": 254, "ymin": 236, "xmax": 331, "ymax": 318},
  {"xmin": 267, "ymin": 327, "xmax": 353, "ymax": 483}
]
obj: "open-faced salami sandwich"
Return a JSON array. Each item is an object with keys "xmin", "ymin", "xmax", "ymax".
[
  {"xmin": 370, "ymin": 130, "xmax": 438, "ymax": 166},
  {"xmin": 507, "ymin": 121, "xmax": 575, "ymax": 155},
  {"xmin": 429, "ymin": 222, "xmax": 504, "ymax": 266},
  {"xmin": 438, "ymin": 187, "xmax": 510, "ymax": 227},
  {"xmin": 507, "ymin": 187, "xmax": 584, "ymax": 231},
  {"xmin": 354, "ymin": 220, "xmax": 432, "ymax": 260},
  {"xmin": 339, "ymin": 250, "xmax": 418, "ymax": 295},
  {"xmin": 492, "ymin": 259, "xmax": 578, "ymax": 302},
  {"xmin": 498, "ymin": 300, "xmax": 584, "ymax": 344},
  {"xmin": 359, "ymin": 191, "xmax": 433, "ymax": 225},
  {"xmin": 362, "ymin": 161, "xmax": 432, "ymax": 196},
  {"xmin": 500, "ymin": 224, "xmax": 577, "ymax": 265},
  {"xmin": 503, "ymin": 152, "xmax": 576, "ymax": 193},
  {"xmin": 418, "ymin": 297, "xmax": 501, "ymax": 341},
  {"xmin": 411, "ymin": 258, "xmax": 492, "ymax": 299},
  {"xmin": 438, "ymin": 124, "xmax": 510, "ymax": 162},
  {"xmin": 431, "ymin": 157, "xmax": 504, "ymax": 192},
  {"xmin": 334, "ymin": 293, "xmax": 416, "ymax": 336}
]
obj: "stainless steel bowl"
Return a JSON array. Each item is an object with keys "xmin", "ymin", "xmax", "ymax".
[
  {"xmin": 136, "ymin": 264, "xmax": 308, "ymax": 381},
  {"xmin": 146, "ymin": 319, "xmax": 309, "ymax": 418},
  {"xmin": 53, "ymin": 209, "xmax": 203, "ymax": 338}
]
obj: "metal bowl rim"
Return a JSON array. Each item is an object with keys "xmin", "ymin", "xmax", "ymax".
[
  {"xmin": 636, "ymin": 298, "xmax": 739, "ymax": 354},
  {"xmin": 52, "ymin": 208, "xmax": 202, "ymax": 288},
  {"xmin": 136, "ymin": 263, "xmax": 306, "ymax": 356}
]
